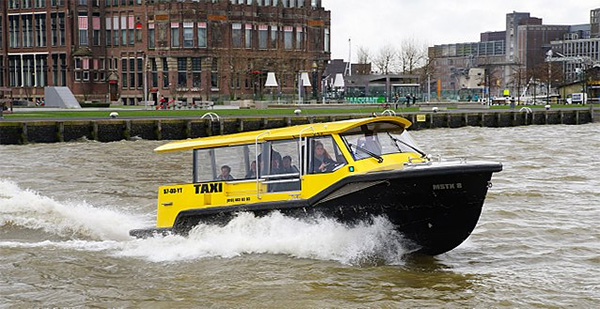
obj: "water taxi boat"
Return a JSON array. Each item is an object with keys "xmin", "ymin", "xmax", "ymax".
[{"xmin": 130, "ymin": 116, "xmax": 502, "ymax": 255}]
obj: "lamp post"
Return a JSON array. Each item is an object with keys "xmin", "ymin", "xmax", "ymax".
[
  {"xmin": 427, "ymin": 74, "xmax": 431, "ymax": 103},
  {"xmin": 143, "ymin": 53, "xmax": 148, "ymax": 110},
  {"xmin": 311, "ymin": 61, "xmax": 318, "ymax": 100},
  {"xmin": 546, "ymin": 50, "xmax": 552, "ymax": 104}
]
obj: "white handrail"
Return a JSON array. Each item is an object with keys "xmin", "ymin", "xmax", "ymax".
[
  {"xmin": 519, "ymin": 107, "xmax": 533, "ymax": 114},
  {"xmin": 201, "ymin": 112, "xmax": 220, "ymax": 121},
  {"xmin": 381, "ymin": 109, "xmax": 397, "ymax": 116}
]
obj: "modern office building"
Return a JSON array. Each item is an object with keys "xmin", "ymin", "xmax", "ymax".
[
  {"xmin": 591, "ymin": 8, "xmax": 600, "ymax": 38},
  {"xmin": 0, "ymin": 0, "xmax": 331, "ymax": 105},
  {"xmin": 428, "ymin": 39, "xmax": 506, "ymax": 100},
  {"xmin": 549, "ymin": 10, "xmax": 600, "ymax": 102},
  {"xmin": 429, "ymin": 11, "xmax": 579, "ymax": 101}
]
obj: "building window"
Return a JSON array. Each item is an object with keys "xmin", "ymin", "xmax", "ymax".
[
  {"xmin": 197, "ymin": 22, "xmax": 207, "ymax": 48},
  {"xmin": 245, "ymin": 24, "xmax": 252, "ymax": 49},
  {"xmin": 35, "ymin": 55, "xmax": 48, "ymax": 87},
  {"xmin": 324, "ymin": 28, "xmax": 330, "ymax": 52},
  {"xmin": 23, "ymin": 15, "xmax": 34, "ymax": 47},
  {"xmin": 284, "ymin": 26, "xmax": 293, "ymax": 49},
  {"xmin": 232, "ymin": 23, "xmax": 242, "ymax": 48},
  {"xmin": 23, "ymin": 56, "xmax": 35, "ymax": 87},
  {"xmin": 162, "ymin": 57, "xmax": 169, "ymax": 88},
  {"xmin": 121, "ymin": 16, "xmax": 127, "ymax": 45},
  {"xmin": 183, "ymin": 22, "xmax": 193, "ymax": 47},
  {"xmin": 148, "ymin": 24, "xmax": 155, "ymax": 48},
  {"xmin": 129, "ymin": 58, "xmax": 135, "ymax": 88},
  {"xmin": 74, "ymin": 57, "xmax": 90, "ymax": 83},
  {"xmin": 258, "ymin": 25, "xmax": 268, "ymax": 49},
  {"xmin": 150, "ymin": 58, "xmax": 158, "ymax": 88},
  {"xmin": 171, "ymin": 22, "xmax": 180, "ymax": 47},
  {"xmin": 128, "ymin": 15, "xmax": 135, "ymax": 45},
  {"xmin": 78, "ymin": 15, "xmax": 89, "ymax": 46},
  {"xmin": 113, "ymin": 16, "xmax": 119, "ymax": 46},
  {"xmin": 270, "ymin": 25, "xmax": 278, "ymax": 49},
  {"xmin": 92, "ymin": 16, "xmax": 101, "ymax": 46},
  {"xmin": 9, "ymin": 16, "xmax": 20, "ymax": 48},
  {"xmin": 211, "ymin": 58, "xmax": 219, "ymax": 89},
  {"xmin": 51, "ymin": 54, "xmax": 67, "ymax": 86},
  {"xmin": 178, "ymin": 57, "xmax": 187, "ymax": 87},
  {"xmin": 192, "ymin": 57, "xmax": 202, "ymax": 88},
  {"xmin": 296, "ymin": 26, "xmax": 303, "ymax": 50},
  {"xmin": 137, "ymin": 57, "xmax": 143, "ymax": 89},
  {"xmin": 106, "ymin": 16, "xmax": 112, "ymax": 46},
  {"xmin": 122, "ymin": 58, "xmax": 128, "ymax": 89},
  {"xmin": 36, "ymin": 14, "xmax": 46, "ymax": 47},
  {"xmin": 9, "ymin": 56, "xmax": 22, "ymax": 87}
]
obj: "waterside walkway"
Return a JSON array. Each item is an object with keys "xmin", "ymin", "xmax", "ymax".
[{"xmin": 0, "ymin": 104, "xmax": 597, "ymax": 145}]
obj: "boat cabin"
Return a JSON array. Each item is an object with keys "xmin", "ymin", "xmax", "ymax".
[{"xmin": 153, "ymin": 117, "xmax": 424, "ymax": 228}]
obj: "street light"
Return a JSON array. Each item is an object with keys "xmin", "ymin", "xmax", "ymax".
[
  {"xmin": 138, "ymin": 51, "xmax": 148, "ymax": 110},
  {"xmin": 298, "ymin": 72, "xmax": 311, "ymax": 104},
  {"xmin": 265, "ymin": 72, "xmax": 278, "ymax": 102},
  {"xmin": 144, "ymin": 54, "xmax": 148, "ymax": 110},
  {"xmin": 312, "ymin": 61, "xmax": 318, "ymax": 100},
  {"xmin": 333, "ymin": 73, "xmax": 345, "ymax": 101}
]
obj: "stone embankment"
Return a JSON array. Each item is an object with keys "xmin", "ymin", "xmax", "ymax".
[{"xmin": 0, "ymin": 108, "xmax": 595, "ymax": 145}]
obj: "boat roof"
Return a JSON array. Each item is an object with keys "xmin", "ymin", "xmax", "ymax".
[{"xmin": 154, "ymin": 116, "xmax": 412, "ymax": 153}]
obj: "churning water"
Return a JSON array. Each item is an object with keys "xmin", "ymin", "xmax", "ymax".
[{"xmin": 1, "ymin": 123, "xmax": 599, "ymax": 307}]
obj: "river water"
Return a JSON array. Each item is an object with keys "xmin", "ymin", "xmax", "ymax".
[{"xmin": 1, "ymin": 123, "xmax": 599, "ymax": 307}]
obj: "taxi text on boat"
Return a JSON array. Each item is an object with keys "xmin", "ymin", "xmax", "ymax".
[{"xmin": 130, "ymin": 116, "xmax": 502, "ymax": 255}]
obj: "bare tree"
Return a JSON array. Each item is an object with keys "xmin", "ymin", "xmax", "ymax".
[
  {"xmin": 398, "ymin": 38, "xmax": 427, "ymax": 74},
  {"xmin": 416, "ymin": 53, "xmax": 437, "ymax": 100},
  {"xmin": 356, "ymin": 45, "xmax": 371, "ymax": 64},
  {"xmin": 373, "ymin": 44, "xmax": 397, "ymax": 75}
]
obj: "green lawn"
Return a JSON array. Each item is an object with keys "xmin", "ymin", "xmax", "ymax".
[
  {"xmin": 2, "ymin": 103, "xmax": 596, "ymax": 119},
  {"xmin": 2, "ymin": 106, "xmax": 422, "ymax": 119}
]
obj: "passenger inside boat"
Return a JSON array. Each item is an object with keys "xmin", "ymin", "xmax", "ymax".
[
  {"xmin": 270, "ymin": 151, "xmax": 283, "ymax": 174},
  {"xmin": 245, "ymin": 161, "xmax": 258, "ymax": 179},
  {"xmin": 281, "ymin": 156, "xmax": 299, "ymax": 174},
  {"xmin": 355, "ymin": 127, "xmax": 382, "ymax": 159},
  {"xmin": 311, "ymin": 141, "xmax": 338, "ymax": 173},
  {"xmin": 278, "ymin": 156, "xmax": 301, "ymax": 191},
  {"xmin": 216, "ymin": 165, "xmax": 234, "ymax": 180}
]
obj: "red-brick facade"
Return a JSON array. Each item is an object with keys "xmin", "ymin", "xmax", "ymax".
[{"xmin": 0, "ymin": 0, "xmax": 331, "ymax": 105}]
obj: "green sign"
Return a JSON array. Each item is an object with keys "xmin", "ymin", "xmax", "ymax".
[{"xmin": 346, "ymin": 97, "xmax": 386, "ymax": 103}]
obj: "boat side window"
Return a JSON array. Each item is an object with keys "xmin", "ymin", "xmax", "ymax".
[
  {"xmin": 264, "ymin": 139, "xmax": 301, "ymax": 192},
  {"xmin": 193, "ymin": 144, "xmax": 256, "ymax": 183},
  {"xmin": 341, "ymin": 123, "xmax": 423, "ymax": 160},
  {"xmin": 308, "ymin": 136, "xmax": 347, "ymax": 174}
]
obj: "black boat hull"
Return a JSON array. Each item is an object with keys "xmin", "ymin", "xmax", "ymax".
[{"xmin": 130, "ymin": 162, "xmax": 501, "ymax": 256}]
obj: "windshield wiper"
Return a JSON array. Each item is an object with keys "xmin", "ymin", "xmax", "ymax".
[
  {"xmin": 387, "ymin": 132, "xmax": 428, "ymax": 158},
  {"xmin": 348, "ymin": 143, "xmax": 384, "ymax": 163}
]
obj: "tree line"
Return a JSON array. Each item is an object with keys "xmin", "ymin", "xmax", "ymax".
[{"xmin": 356, "ymin": 38, "xmax": 430, "ymax": 76}]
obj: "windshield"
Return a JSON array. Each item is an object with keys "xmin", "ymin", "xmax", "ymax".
[{"xmin": 342, "ymin": 125, "xmax": 424, "ymax": 161}]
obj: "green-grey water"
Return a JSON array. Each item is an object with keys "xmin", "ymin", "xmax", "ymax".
[{"xmin": 1, "ymin": 123, "xmax": 599, "ymax": 307}]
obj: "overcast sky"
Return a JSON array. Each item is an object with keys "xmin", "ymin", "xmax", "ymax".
[{"xmin": 324, "ymin": 0, "xmax": 599, "ymax": 61}]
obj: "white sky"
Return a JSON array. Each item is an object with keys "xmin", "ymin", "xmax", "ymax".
[{"xmin": 324, "ymin": 0, "xmax": 599, "ymax": 61}]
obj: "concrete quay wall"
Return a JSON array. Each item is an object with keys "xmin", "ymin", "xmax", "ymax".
[{"xmin": 0, "ymin": 109, "xmax": 594, "ymax": 145}]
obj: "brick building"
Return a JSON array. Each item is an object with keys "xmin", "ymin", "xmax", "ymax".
[{"xmin": 0, "ymin": 0, "xmax": 331, "ymax": 105}]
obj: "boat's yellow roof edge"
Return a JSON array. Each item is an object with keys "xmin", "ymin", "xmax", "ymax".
[{"xmin": 154, "ymin": 116, "xmax": 412, "ymax": 153}]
